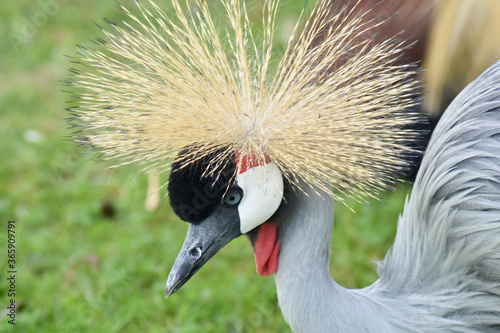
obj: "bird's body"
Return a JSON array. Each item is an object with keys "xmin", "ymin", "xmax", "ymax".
[{"xmin": 274, "ymin": 62, "xmax": 500, "ymax": 332}]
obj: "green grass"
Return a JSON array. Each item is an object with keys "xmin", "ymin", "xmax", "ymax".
[{"xmin": 0, "ymin": 1, "xmax": 412, "ymax": 332}]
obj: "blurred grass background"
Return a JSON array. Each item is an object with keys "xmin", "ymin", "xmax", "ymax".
[{"xmin": 1, "ymin": 0, "xmax": 417, "ymax": 332}]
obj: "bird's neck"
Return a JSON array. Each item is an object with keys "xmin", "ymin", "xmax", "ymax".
[{"xmin": 274, "ymin": 186, "xmax": 392, "ymax": 333}]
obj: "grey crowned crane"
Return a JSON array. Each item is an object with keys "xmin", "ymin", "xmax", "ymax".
[
  {"xmin": 67, "ymin": 0, "xmax": 500, "ymax": 331},
  {"xmin": 165, "ymin": 62, "xmax": 500, "ymax": 332}
]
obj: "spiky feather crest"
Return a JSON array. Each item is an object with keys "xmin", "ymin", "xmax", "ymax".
[{"xmin": 67, "ymin": 0, "xmax": 421, "ymax": 202}]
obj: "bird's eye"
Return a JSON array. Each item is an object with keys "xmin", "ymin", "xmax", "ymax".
[{"xmin": 224, "ymin": 189, "xmax": 243, "ymax": 207}]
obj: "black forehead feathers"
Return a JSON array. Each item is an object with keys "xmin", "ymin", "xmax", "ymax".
[{"xmin": 168, "ymin": 148, "xmax": 236, "ymax": 223}]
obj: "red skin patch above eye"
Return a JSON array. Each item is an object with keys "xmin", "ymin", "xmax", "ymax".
[
  {"xmin": 254, "ymin": 222, "xmax": 280, "ymax": 276},
  {"xmin": 235, "ymin": 151, "xmax": 272, "ymax": 174}
]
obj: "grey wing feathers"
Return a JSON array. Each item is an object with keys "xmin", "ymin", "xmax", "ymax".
[{"xmin": 374, "ymin": 61, "xmax": 500, "ymax": 325}]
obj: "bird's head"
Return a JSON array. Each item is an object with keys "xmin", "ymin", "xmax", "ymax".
[
  {"xmin": 66, "ymin": 0, "xmax": 423, "ymax": 300},
  {"xmin": 165, "ymin": 149, "xmax": 284, "ymax": 297}
]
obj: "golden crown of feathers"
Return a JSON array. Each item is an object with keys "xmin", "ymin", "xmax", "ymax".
[{"xmin": 67, "ymin": 0, "xmax": 421, "ymax": 202}]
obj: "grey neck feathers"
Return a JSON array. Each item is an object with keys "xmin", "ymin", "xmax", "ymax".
[{"xmin": 273, "ymin": 186, "xmax": 395, "ymax": 333}]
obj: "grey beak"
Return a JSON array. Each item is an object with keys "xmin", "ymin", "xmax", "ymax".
[{"xmin": 165, "ymin": 204, "xmax": 241, "ymax": 297}]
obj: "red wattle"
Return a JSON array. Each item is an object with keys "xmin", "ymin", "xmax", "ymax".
[{"xmin": 254, "ymin": 222, "xmax": 280, "ymax": 276}]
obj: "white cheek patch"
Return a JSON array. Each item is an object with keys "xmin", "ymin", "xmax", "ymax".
[{"xmin": 237, "ymin": 162, "xmax": 284, "ymax": 234}]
